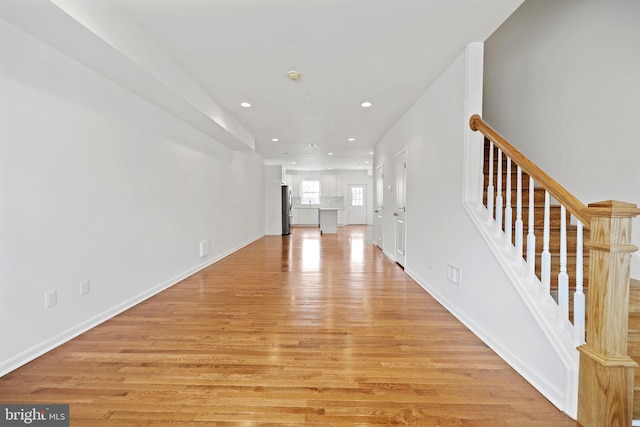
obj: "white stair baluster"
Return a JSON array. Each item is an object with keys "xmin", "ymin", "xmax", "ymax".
[
  {"xmin": 558, "ymin": 206, "xmax": 569, "ymax": 328},
  {"xmin": 505, "ymin": 158, "xmax": 512, "ymax": 248},
  {"xmin": 515, "ymin": 166, "xmax": 523, "ymax": 261},
  {"xmin": 527, "ymin": 177, "xmax": 536, "ymax": 279},
  {"xmin": 574, "ymin": 221, "xmax": 585, "ymax": 345},
  {"xmin": 479, "ymin": 141, "xmax": 485, "ymax": 208},
  {"xmin": 487, "ymin": 142, "xmax": 494, "ymax": 223},
  {"xmin": 495, "ymin": 149, "xmax": 503, "ymax": 233},
  {"xmin": 541, "ymin": 191, "xmax": 551, "ymax": 301}
]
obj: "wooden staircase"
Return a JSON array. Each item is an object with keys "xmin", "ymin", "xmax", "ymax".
[
  {"xmin": 485, "ymin": 139, "xmax": 640, "ymax": 420},
  {"xmin": 484, "ymin": 140, "xmax": 589, "ymax": 300},
  {"xmin": 472, "ymin": 114, "xmax": 640, "ymax": 426}
]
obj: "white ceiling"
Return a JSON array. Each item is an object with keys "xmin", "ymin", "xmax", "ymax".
[{"xmin": 1, "ymin": 0, "xmax": 524, "ymax": 172}]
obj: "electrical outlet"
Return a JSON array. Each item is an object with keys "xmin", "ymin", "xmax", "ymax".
[
  {"xmin": 80, "ymin": 280, "xmax": 90, "ymax": 296},
  {"xmin": 447, "ymin": 264, "xmax": 461, "ymax": 287},
  {"xmin": 199, "ymin": 240, "xmax": 210, "ymax": 258},
  {"xmin": 45, "ymin": 290, "xmax": 57, "ymax": 308}
]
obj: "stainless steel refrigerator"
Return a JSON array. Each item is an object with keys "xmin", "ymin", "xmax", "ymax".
[{"xmin": 281, "ymin": 185, "xmax": 292, "ymax": 235}]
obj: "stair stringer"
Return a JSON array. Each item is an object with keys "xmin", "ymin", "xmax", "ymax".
[{"xmin": 464, "ymin": 200, "xmax": 580, "ymax": 419}]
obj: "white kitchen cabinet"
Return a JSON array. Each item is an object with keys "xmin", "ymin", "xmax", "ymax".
[
  {"xmin": 337, "ymin": 209, "xmax": 345, "ymax": 226},
  {"xmin": 298, "ymin": 208, "xmax": 318, "ymax": 225},
  {"xmin": 292, "ymin": 208, "xmax": 300, "ymax": 225},
  {"xmin": 335, "ymin": 175, "xmax": 345, "ymax": 198},
  {"xmin": 321, "ymin": 175, "xmax": 337, "ymax": 197},
  {"xmin": 291, "ymin": 175, "xmax": 301, "ymax": 196}
]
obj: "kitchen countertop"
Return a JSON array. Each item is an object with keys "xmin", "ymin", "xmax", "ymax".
[{"xmin": 294, "ymin": 206, "xmax": 344, "ymax": 209}]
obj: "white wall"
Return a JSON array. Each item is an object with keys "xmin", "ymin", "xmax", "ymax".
[
  {"xmin": 265, "ymin": 165, "xmax": 284, "ymax": 236},
  {"xmin": 374, "ymin": 46, "xmax": 572, "ymax": 412},
  {"xmin": 0, "ymin": 18, "xmax": 265, "ymax": 374},
  {"xmin": 483, "ymin": 0, "xmax": 640, "ymax": 278}
]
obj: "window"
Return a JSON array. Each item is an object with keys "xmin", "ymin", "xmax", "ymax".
[
  {"xmin": 301, "ymin": 180, "xmax": 320, "ymax": 205},
  {"xmin": 351, "ymin": 186, "xmax": 364, "ymax": 206}
]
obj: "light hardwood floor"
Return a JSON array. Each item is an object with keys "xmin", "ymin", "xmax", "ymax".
[{"xmin": 0, "ymin": 226, "xmax": 579, "ymax": 426}]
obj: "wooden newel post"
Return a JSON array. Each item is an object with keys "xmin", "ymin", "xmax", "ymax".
[{"xmin": 578, "ymin": 200, "xmax": 640, "ymax": 427}]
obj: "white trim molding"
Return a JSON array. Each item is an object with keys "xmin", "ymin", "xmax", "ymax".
[{"xmin": 460, "ymin": 41, "xmax": 578, "ymax": 418}]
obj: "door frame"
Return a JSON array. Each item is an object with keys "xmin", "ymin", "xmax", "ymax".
[
  {"xmin": 395, "ymin": 149, "xmax": 407, "ymax": 266},
  {"xmin": 374, "ymin": 164, "xmax": 384, "ymax": 248}
]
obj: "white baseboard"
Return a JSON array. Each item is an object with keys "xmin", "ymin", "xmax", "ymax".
[
  {"xmin": 0, "ymin": 233, "xmax": 264, "ymax": 377},
  {"xmin": 404, "ymin": 266, "xmax": 570, "ymax": 418}
]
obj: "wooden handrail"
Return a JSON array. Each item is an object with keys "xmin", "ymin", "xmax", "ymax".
[{"xmin": 469, "ymin": 114, "xmax": 591, "ymax": 228}]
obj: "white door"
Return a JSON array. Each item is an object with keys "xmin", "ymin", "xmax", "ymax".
[
  {"xmin": 374, "ymin": 165, "xmax": 384, "ymax": 248},
  {"xmin": 348, "ymin": 184, "xmax": 367, "ymax": 224},
  {"xmin": 395, "ymin": 150, "xmax": 407, "ymax": 266}
]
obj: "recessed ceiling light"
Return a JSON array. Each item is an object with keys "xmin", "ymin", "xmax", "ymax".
[
  {"xmin": 361, "ymin": 101, "xmax": 372, "ymax": 108},
  {"xmin": 308, "ymin": 143, "xmax": 317, "ymax": 149},
  {"xmin": 348, "ymin": 138, "xmax": 356, "ymax": 142},
  {"xmin": 364, "ymin": 161, "xmax": 370, "ymax": 164},
  {"xmin": 291, "ymin": 161, "xmax": 297, "ymax": 164},
  {"xmin": 240, "ymin": 102, "xmax": 252, "ymax": 108},
  {"xmin": 369, "ymin": 151, "xmax": 374, "ymax": 155},
  {"xmin": 328, "ymin": 152, "xmax": 333, "ymax": 156},
  {"xmin": 271, "ymin": 138, "xmax": 279, "ymax": 142},
  {"xmin": 328, "ymin": 167, "xmax": 333, "ymax": 170}
]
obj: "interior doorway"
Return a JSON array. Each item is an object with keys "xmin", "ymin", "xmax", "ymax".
[
  {"xmin": 395, "ymin": 150, "xmax": 406, "ymax": 267},
  {"xmin": 374, "ymin": 165, "xmax": 384, "ymax": 248}
]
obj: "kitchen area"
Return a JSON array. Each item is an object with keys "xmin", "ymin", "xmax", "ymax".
[
  {"xmin": 291, "ymin": 174, "xmax": 345, "ymax": 229},
  {"xmin": 264, "ymin": 165, "xmax": 373, "ymax": 236}
]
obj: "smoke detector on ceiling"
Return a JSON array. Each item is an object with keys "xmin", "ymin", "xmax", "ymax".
[{"xmin": 287, "ymin": 70, "xmax": 301, "ymax": 81}]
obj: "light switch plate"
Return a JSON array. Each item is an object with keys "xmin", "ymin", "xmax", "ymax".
[
  {"xmin": 45, "ymin": 290, "xmax": 57, "ymax": 308},
  {"xmin": 80, "ymin": 280, "xmax": 90, "ymax": 296},
  {"xmin": 447, "ymin": 264, "xmax": 461, "ymax": 287},
  {"xmin": 199, "ymin": 240, "xmax": 210, "ymax": 258}
]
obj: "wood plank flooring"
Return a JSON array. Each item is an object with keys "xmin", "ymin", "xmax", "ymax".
[{"xmin": 0, "ymin": 226, "xmax": 579, "ymax": 426}]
